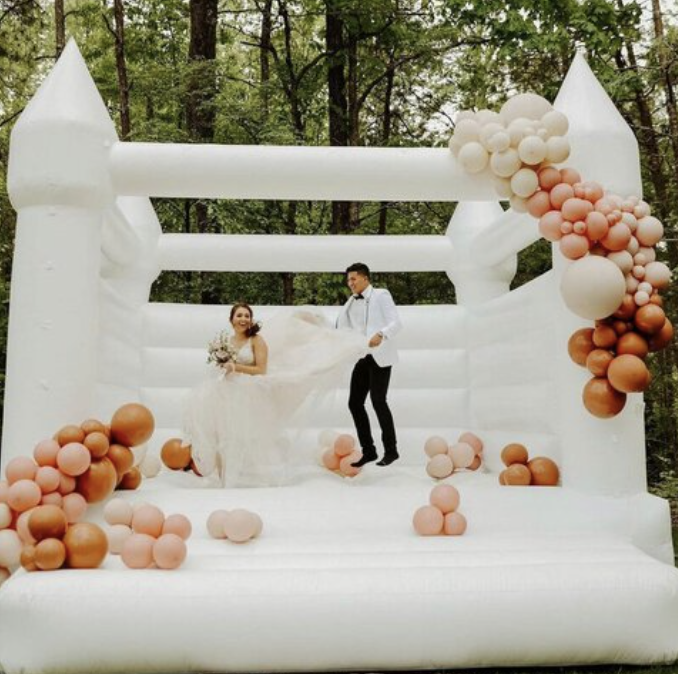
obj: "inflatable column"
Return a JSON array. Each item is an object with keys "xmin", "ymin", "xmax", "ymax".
[
  {"xmin": 552, "ymin": 54, "xmax": 646, "ymax": 495},
  {"xmin": 3, "ymin": 40, "xmax": 117, "ymax": 468}
]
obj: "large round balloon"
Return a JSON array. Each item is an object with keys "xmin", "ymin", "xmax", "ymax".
[
  {"xmin": 63, "ymin": 522, "xmax": 109, "ymax": 569},
  {"xmin": 110, "ymin": 403, "xmax": 155, "ymax": 448},
  {"xmin": 76, "ymin": 457, "xmax": 118, "ymax": 503},
  {"xmin": 560, "ymin": 256, "xmax": 626, "ymax": 320},
  {"xmin": 582, "ymin": 377, "xmax": 627, "ymax": 418}
]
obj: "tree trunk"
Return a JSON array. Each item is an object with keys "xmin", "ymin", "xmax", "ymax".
[
  {"xmin": 326, "ymin": 2, "xmax": 350, "ymax": 233},
  {"xmin": 55, "ymin": 0, "xmax": 65, "ymax": 57},
  {"xmin": 259, "ymin": 0, "xmax": 273, "ymax": 117},
  {"xmin": 112, "ymin": 0, "xmax": 131, "ymax": 140},
  {"xmin": 346, "ymin": 28, "xmax": 359, "ymax": 229},
  {"xmin": 378, "ymin": 59, "xmax": 395, "ymax": 236}
]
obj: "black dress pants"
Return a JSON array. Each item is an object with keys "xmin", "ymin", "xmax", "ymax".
[{"xmin": 348, "ymin": 355, "xmax": 397, "ymax": 458}]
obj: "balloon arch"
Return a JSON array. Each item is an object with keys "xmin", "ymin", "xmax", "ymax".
[{"xmin": 0, "ymin": 40, "xmax": 677, "ymax": 673}]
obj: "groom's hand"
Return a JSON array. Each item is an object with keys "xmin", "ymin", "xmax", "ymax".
[{"xmin": 368, "ymin": 333, "xmax": 383, "ymax": 348}]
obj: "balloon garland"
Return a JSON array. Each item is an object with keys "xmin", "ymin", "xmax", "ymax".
[{"xmin": 450, "ymin": 93, "xmax": 673, "ymax": 419}]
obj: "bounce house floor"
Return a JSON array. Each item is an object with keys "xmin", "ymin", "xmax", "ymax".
[{"xmin": 1, "ymin": 469, "xmax": 678, "ymax": 673}]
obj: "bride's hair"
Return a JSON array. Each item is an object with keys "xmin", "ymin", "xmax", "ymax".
[{"xmin": 230, "ymin": 303, "xmax": 262, "ymax": 337}]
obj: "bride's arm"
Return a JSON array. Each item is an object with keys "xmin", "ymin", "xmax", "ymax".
[{"xmin": 233, "ymin": 335, "xmax": 268, "ymax": 375}]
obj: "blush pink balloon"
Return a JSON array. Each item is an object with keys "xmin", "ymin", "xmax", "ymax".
[
  {"xmin": 0, "ymin": 503, "xmax": 11, "ymax": 529},
  {"xmin": 573, "ymin": 221, "xmax": 587, "ymax": 235},
  {"xmin": 121, "ymin": 533, "xmax": 156, "ymax": 569},
  {"xmin": 16, "ymin": 509, "xmax": 37, "ymax": 544},
  {"xmin": 537, "ymin": 166, "xmax": 561, "ymax": 191},
  {"xmin": 0, "ymin": 481, "xmax": 9, "ymax": 505},
  {"xmin": 560, "ymin": 221, "xmax": 573, "ymax": 235},
  {"xmin": 538, "ymin": 211, "xmax": 564, "ymax": 242},
  {"xmin": 152, "ymin": 534, "xmax": 187, "ymax": 570},
  {"xmin": 107, "ymin": 524, "xmax": 132, "ymax": 555},
  {"xmin": 636, "ymin": 216, "xmax": 664, "ymax": 247},
  {"xmin": 561, "ymin": 198, "xmax": 593, "ymax": 222},
  {"xmin": 583, "ymin": 182, "xmax": 604, "ymax": 203},
  {"xmin": 104, "ymin": 498, "xmax": 134, "ymax": 527},
  {"xmin": 429, "ymin": 484, "xmax": 460, "ymax": 514},
  {"xmin": 206, "ymin": 510, "xmax": 229, "ymax": 539},
  {"xmin": 33, "ymin": 439, "xmax": 60, "ymax": 468},
  {"xmin": 41, "ymin": 492, "xmax": 63, "ymax": 508},
  {"xmin": 333, "ymin": 434, "xmax": 356, "ymax": 458},
  {"xmin": 585, "ymin": 211, "xmax": 609, "ymax": 241},
  {"xmin": 448, "ymin": 442, "xmax": 475, "ymax": 469},
  {"xmin": 559, "ymin": 233, "xmax": 590, "ymax": 260},
  {"xmin": 35, "ymin": 466, "xmax": 61, "ymax": 494},
  {"xmin": 601, "ymin": 224, "xmax": 632, "ymax": 252},
  {"xmin": 443, "ymin": 512, "xmax": 468, "ymax": 536},
  {"xmin": 644, "ymin": 261, "xmax": 671, "ymax": 289},
  {"xmin": 321, "ymin": 448, "xmax": 341, "ymax": 471},
  {"xmin": 7, "ymin": 479, "xmax": 42, "ymax": 513},
  {"xmin": 162, "ymin": 514, "xmax": 192, "ymax": 541},
  {"xmin": 339, "ymin": 452, "xmax": 362, "ymax": 477},
  {"xmin": 426, "ymin": 454, "xmax": 454, "ymax": 479},
  {"xmin": 413, "ymin": 506, "xmax": 444, "ymax": 536},
  {"xmin": 424, "ymin": 436, "xmax": 449, "ymax": 458},
  {"xmin": 56, "ymin": 443, "xmax": 91, "ymax": 477},
  {"xmin": 62, "ymin": 492, "xmax": 88, "ymax": 523},
  {"xmin": 594, "ymin": 198, "xmax": 614, "ymax": 216},
  {"xmin": 526, "ymin": 190, "xmax": 551, "ymax": 218},
  {"xmin": 132, "ymin": 505, "xmax": 165, "ymax": 538},
  {"xmin": 559, "ymin": 168, "xmax": 581, "ymax": 185},
  {"xmin": 223, "ymin": 510, "xmax": 259, "ymax": 543},
  {"xmin": 5, "ymin": 457, "xmax": 38, "ymax": 485},
  {"xmin": 549, "ymin": 183, "xmax": 575, "ymax": 210},
  {"xmin": 634, "ymin": 201, "xmax": 651, "ymax": 219},
  {"xmin": 458, "ymin": 432, "xmax": 483, "ymax": 455},
  {"xmin": 58, "ymin": 472, "xmax": 76, "ymax": 495}
]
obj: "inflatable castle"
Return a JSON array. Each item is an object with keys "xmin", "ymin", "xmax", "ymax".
[{"xmin": 0, "ymin": 40, "xmax": 677, "ymax": 672}]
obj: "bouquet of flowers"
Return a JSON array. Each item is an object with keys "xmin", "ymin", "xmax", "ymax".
[{"xmin": 207, "ymin": 331, "xmax": 239, "ymax": 370}]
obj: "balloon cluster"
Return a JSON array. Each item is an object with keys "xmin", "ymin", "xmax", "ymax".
[
  {"xmin": 452, "ymin": 92, "xmax": 673, "ymax": 419},
  {"xmin": 412, "ymin": 485, "xmax": 467, "ymax": 536},
  {"xmin": 319, "ymin": 432, "xmax": 364, "ymax": 478},
  {"xmin": 424, "ymin": 432, "xmax": 483, "ymax": 479},
  {"xmin": 160, "ymin": 438, "xmax": 201, "ymax": 476},
  {"xmin": 498, "ymin": 444, "xmax": 560, "ymax": 486},
  {"xmin": 207, "ymin": 509, "xmax": 263, "ymax": 544},
  {"xmin": 450, "ymin": 93, "xmax": 570, "ymax": 210},
  {"xmin": 104, "ymin": 499, "xmax": 191, "ymax": 570}
]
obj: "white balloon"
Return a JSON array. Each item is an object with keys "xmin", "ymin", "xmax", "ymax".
[
  {"xmin": 510, "ymin": 168, "xmax": 539, "ymax": 198},
  {"xmin": 107, "ymin": 524, "xmax": 133, "ymax": 555},
  {"xmin": 500, "ymin": 93, "xmax": 553, "ymax": 123},
  {"xmin": 510, "ymin": 195, "xmax": 528, "ymax": 213},
  {"xmin": 0, "ymin": 530, "xmax": 22, "ymax": 568},
  {"xmin": 507, "ymin": 117, "xmax": 533, "ymax": 147},
  {"xmin": 541, "ymin": 110, "xmax": 569, "ymax": 137},
  {"xmin": 490, "ymin": 148, "xmax": 521, "ymax": 178},
  {"xmin": 560, "ymin": 255, "xmax": 626, "ymax": 320},
  {"xmin": 487, "ymin": 131, "xmax": 511, "ymax": 153},
  {"xmin": 644, "ymin": 261, "xmax": 671, "ymax": 289},
  {"xmin": 459, "ymin": 142, "xmax": 489, "ymax": 174},
  {"xmin": 479, "ymin": 122, "xmax": 505, "ymax": 150},
  {"xmin": 638, "ymin": 246, "xmax": 656, "ymax": 263},
  {"xmin": 606, "ymin": 250, "xmax": 634, "ymax": 275},
  {"xmin": 476, "ymin": 109, "xmax": 502, "ymax": 125},
  {"xmin": 454, "ymin": 118, "xmax": 481, "ymax": 145},
  {"xmin": 546, "ymin": 136, "xmax": 570, "ymax": 163},
  {"xmin": 518, "ymin": 135, "xmax": 547, "ymax": 165},
  {"xmin": 131, "ymin": 443, "xmax": 147, "ymax": 467},
  {"xmin": 448, "ymin": 137, "xmax": 461, "ymax": 156},
  {"xmin": 140, "ymin": 454, "xmax": 161, "ymax": 478},
  {"xmin": 492, "ymin": 175, "xmax": 514, "ymax": 199},
  {"xmin": 0, "ymin": 504, "xmax": 12, "ymax": 530},
  {"xmin": 104, "ymin": 498, "xmax": 134, "ymax": 526},
  {"xmin": 424, "ymin": 436, "xmax": 449, "ymax": 458},
  {"xmin": 455, "ymin": 110, "xmax": 475, "ymax": 123}
]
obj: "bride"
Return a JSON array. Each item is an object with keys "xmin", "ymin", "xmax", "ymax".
[{"xmin": 182, "ymin": 302, "xmax": 367, "ymax": 487}]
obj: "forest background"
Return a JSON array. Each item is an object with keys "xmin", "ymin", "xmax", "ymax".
[{"xmin": 0, "ymin": 0, "xmax": 677, "ymax": 509}]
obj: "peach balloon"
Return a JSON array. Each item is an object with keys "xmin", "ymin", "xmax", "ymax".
[
  {"xmin": 634, "ymin": 304, "xmax": 666, "ymax": 335},
  {"xmin": 567, "ymin": 328, "xmax": 595, "ymax": 367},
  {"xmin": 649, "ymin": 319, "xmax": 674, "ymax": 352},
  {"xmin": 121, "ymin": 533, "xmax": 155, "ymax": 569},
  {"xmin": 468, "ymin": 456, "xmax": 482, "ymax": 471},
  {"xmin": 21, "ymin": 545, "xmax": 37, "ymax": 572},
  {"xmin": 16, "ymin": 509, "xmax": 37, "ymax": 544},
  {"xmin": 614, "ymin": 294, "xmax": 637, "ymax": 321},
  {"xmin": 162, "ymin": 514, "xmax": 192, "ymax": 541},
  {"xmin": 35, "ymin": 466, "xmax": 61, "ymax": 494},
  {"xmin": 57, "ymin": 443, "xmax": 91, "ymax": 477},
  {"xmin": 586, "ymin": 349, "xmax": 614, "ymax": 377},
  {"xmin": 582, "ymin": 378, "xmax": 627, "ymax": 418},
  {"xmin": 601, "ymin": 223, "xmax": 632, "ymax": 251},
  {"xmin": 498, "ymin": 470, "xmax": 508, "ymax": 485},
  {"xmin": 429, "ymin": 484, "xmax": 460, "ymax": 514},
  {"xmin": 443, "ymin": 512, "xmax": 468, "ymax": 536},
  {"xmin": 635, "ymin": 216, "xmax": 664, "ymax": 246},
  {"xmin": 448, "ymin": 442, "xmax": 475, "ymax": 469},
  {"xmin": 526, "ymin": 191, "xmax": 552, "ymax": 218},
  {"xmin": 458, "ymin": 432, "xmax": 483, "ymax": 455},
  {"xmin": 28, "ymin": 505, "xmax": 68, "ymax": 542},
  {"xmin": 152, "ymin": 534, "xmax": 187, "ymax": 570},
  {"xmin": 339, "ymin": 452, "xmax": 362, "ymax": 477},
  {"xmin": 35, "ymin": 538, "xmax": 67, "ymax": 571},
  {"xmin": 107, "ymin": 444, "xmax": 134, "ymax": 477},
  {"xmin": 223, "ymin": 510, "xmax": 259, "ymax": 543},
  {"xmin": 560, "ymin": 168, "xmax": 581, "ymax": 185},
  {"xmin": 104, "ymin": 498, "xmax": 134, "ymax": 526},
  {"xmin": 322, "ymin": 448, "xmax": 341, "ymax": 471},
  {"xmin": 58, "ymin": 472, "xmax": 76, "ymax": 496},
  {"xmin": 41, "ymin": 492, "xmax": 63, "ymax": 508},
  {"xmin": 561, "ymin": 198, "xmax": 593, "ymax": 222},
  {"xmin": 56, "ymin": 425, "xmax": 85, "ymax": 447},
  {"xmin": 84, "ymin": 432, "xmax": 110, "ymax": 459},
  {"xmin": 504, "ymin": 464, "xmax": 532, "ymax": 486},
  {"xmin": 426, "ymin": 454, "xmax": 454, "ymax": 479},
  {"xmin": 549, "ymin": 183, "xmax": 574, "ymax": 209},
  {"xmin": 81, "ymin": 419, "xmax": 106, "ymax": 435},
  {"xmin": 607, "ymin": 355, "xmax": 651, "ymax": 393},
  {"xmin": 206, "ymin": 510, "xmax": 229, "ymax": 539},
  {"xmin": 585, "ymin": 211, "xmax": 609, "ymax": 241},
  {"xmin": 559, "ymin": 233, "xmax": 590, "ymax": 260},
  {"xmin": 118, "ymin": 467, "xmax": 142, "ymax": 490},
  {"xmin": 5, "ymin": 457, "xmax": 38, "ymax": 485},
  {"xmin": 8, "ymin": 479, "xmax": 42, "ymax": 513},
  {"xmin": 107, "ymin": 524, "xmax": 133, "ymax": 555},
  {"xmin": 592, "ymin": 325, "xmax": 617, "ymax": 349},
  {"xmin": 538, "ymin": 211, "xmax": 564, "ymax": 242},
  {"xmin": 501, "ymin": 443, "xmax": 529, "ymax": 466},
  {"xmin": 132, "ymin": 504, "xmax": 165, "ymax": 538},
  {"xmin": 77, "ymin": 457, "xmax": 118, "ymax": 503},
  {"xmin": 62, "ymin": 493, "xmax": 88, "ymax": 523},
  {"xmin": 161, "ymin": 439, "xmax": 192, "ymax": 470},
  {"xmin": 63, "ymin": 522, "xmax": 108, "ymax": 569},
  {"xmin": 0, "ymin": 529, "xmax": 23, "ymax": 567},
  {"xmin": 333, "ymin": 434, "xmax": 356, "ymax": 458},
  {"xmin": 110, "ymin": 403, "xmax": 155, "ymax": 447},
  {"xmin": 607, "ymin": 251, "xmax": 634, "ymax": 275},
  {"xmin": 33, "ymin": 439, "xmax": 60, "ymax": 468},
  {"xmin": 412, "ymin": 506, "xmax": 444, "ymax": 536},
  {"xmin": 527, "ymin": 457, "xmax": 560, "ymax": 486},
  {"xmin": 538, "ymin": 166, "xmax": 561, "ymax": 190}
]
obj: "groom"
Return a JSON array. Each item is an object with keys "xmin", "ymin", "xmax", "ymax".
[{"xmin": 336, "ymin": 263, "xmax": 402, "ymax": 467}]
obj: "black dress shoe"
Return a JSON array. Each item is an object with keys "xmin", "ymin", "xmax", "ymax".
[
  {"xmin": 376, "ymin": 453, "xmax": 399, "ymax": 466},
  {"xmin": 351, "ymin": 454, "xmax": 377, "ymax": 468}
]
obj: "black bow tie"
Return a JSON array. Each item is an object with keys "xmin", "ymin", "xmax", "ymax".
[{"xmin": 354, "ymin": 293, "xmax": 365, "ymax": 300}]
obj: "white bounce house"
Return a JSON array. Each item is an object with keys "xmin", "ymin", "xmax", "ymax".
[{"xmin": 1, "ymin": 40, "xmax": 677, "ymax": 673}]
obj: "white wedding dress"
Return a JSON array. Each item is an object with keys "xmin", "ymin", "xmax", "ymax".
[{"xmin": 182, "ymin": 310, "xmax": 368, "ymax": 487}]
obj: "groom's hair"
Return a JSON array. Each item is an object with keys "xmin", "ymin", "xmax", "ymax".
[{"xmin": 345, "ymin": 262, "xmax": 370, "ymax": 279}]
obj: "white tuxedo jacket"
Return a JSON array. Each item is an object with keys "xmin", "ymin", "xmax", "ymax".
[{"xmin": 336, "ymin": 286, "xmax": 402, "ymax": 367}]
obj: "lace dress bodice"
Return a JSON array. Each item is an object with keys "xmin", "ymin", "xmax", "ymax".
[{"xmin": 232, "ymin": 338, "xmax": 255, "ymax": 366}]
